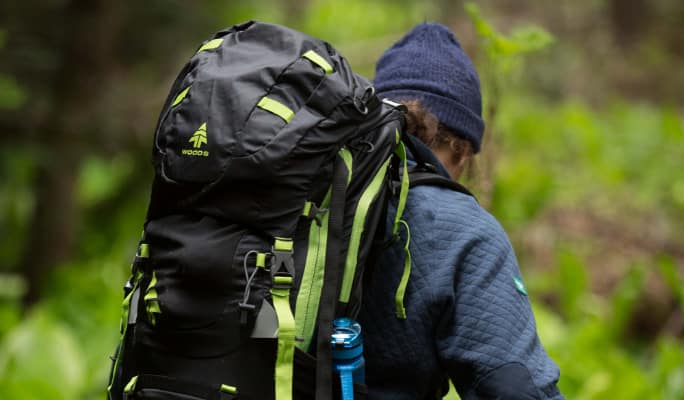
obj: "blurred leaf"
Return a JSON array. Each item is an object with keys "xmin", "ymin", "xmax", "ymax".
[
  {"xmin": 609, "ymin": 264, "xmax": 645, "ymax": 339},
  {"xmin": 77, "ymin": 155, "xmax": 134, "ymax": 208},
  {"xmin": 0, "ymin": 75, "xmax": 26, "ymax": 110},
  {"xmin": 557, "ymin": 248, "xmax": 588, "ymax": 320},
  {"xmin": 0, "ymin": 309, "xmax": 85, "ymax": 399}
]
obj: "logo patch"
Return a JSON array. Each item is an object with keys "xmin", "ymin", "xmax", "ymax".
[
  {"xmin": 513, "ymin": 276, "xmax": 528, "ymax": 296},
  {"xmin": 182, "ymin": 122, "xmax": 209, "ymax": 157}
]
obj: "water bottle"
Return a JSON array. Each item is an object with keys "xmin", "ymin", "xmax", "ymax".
[{"xmin": 331, "ymin": 318, "xmax": 365, "ymax": 400}]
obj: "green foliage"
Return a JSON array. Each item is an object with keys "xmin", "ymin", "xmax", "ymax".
[
  {"xmin": 465, "ymin": 2, "xmax": 554, "ymax": 92},
  {"xmin": 0, "ymin": 29, "xmax": 26, "ymax": 110}
]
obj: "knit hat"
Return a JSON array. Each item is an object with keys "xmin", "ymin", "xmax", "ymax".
[{"xmin": 374, "ymin": 23, "xmax": 484, "ymax": 153}]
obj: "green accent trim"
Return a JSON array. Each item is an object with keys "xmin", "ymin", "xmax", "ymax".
[
  {"xmin": 392, "ymin": 139, "xmax": 410, "ymax": 235},
  {"xmin": 339, "ymin": 156, "xmax": 392, "ymax": 303},
  {"xmin": 256, "ymin": 252, "xmax": 267, "ymax": 269},
  {"xmin": 138, "ymin": 243, "xmax": 149, "ymax": 258},
  {"xmin": 144, "ymin": 271, "xmax": 161, "ymax": 326},
  {"xmin": 274, "ymin": 276, "xmax": 293, "ymax": 286},
  {"xmin": 171, "ymin": 86, "xmax": 190, "ymax": 107},
  {"xmin": 197, "ymin": 38, "xmax": 223, "ymax": 53},
  {"xmin": 294, "ymin": 188, "xmax": 331, "ymax": 351},
  {"xmin": 302, "ymin": 50, "xmax": 333, "ymax": 74},
  {"xmin": 338, "ymin": 147, "xmax": 353, "ymax": 184},
  {"xmin": 221, "ymin": 384, "xmax": 238, "ymax": 394},
  {"xmin": 107, "ymin": 271, "xmax": 142, "ymax": 397},
  {"xmin": 514, "ymin": 276, "xmax": 528, "ymax": 296},
  {"xmin": 271, "ymin": 286, "xmax": 296, "ymax": 400},
  {"xmin": 302, "ymin": 201, "xmax": 313, "ymax": 217},
  {"xmin": 123, "ymin": 375, "xmax": 139, "ymax": 393},
  {"xmin": 274, "ymin": 237, "xmax": 294, "ymax": 252},
  {"xmin": 395, "ymin": 220, "xmax": 411, "ymax": 319},
  {"xmin": 257, "ymin": 97, "xmax": 294, "ymax": 123}
]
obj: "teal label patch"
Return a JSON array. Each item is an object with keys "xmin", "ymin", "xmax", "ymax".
[{"xmin": 513, "ymin": 276, "xmax": 528, "ymax": 296}]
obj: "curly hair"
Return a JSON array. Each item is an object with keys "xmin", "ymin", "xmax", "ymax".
[{"xmin": 401, "ymin": 100, "xmax": 474, "ymax": 179}]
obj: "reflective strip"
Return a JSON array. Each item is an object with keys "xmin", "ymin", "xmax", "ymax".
[
  {"xmin": 197, "ymin": 38, "xmax": 223, "ymax": 53},
  {"xmin": 271, "ymin": 285, "xmax": 295, "ymax": 400},
  {"xmin": 294, "ymin": 188, "xmax": 331, "ymax": 351},
  {"xmin": 303, "ymin": 50, "xmax": 333, "ymax": 74},
  {"xmin": 274, "ymin": 237, "xmax": 294, "ymax": 252},
  {"xmin": 257, "ymin": 97, "xmax": 294, "ymax": 123},
  {"xmin": 171, "ymin": 86, "xmax": 190, "ymax": 107},
  {"xmin": 394, "ymin": 220, "xmax": 411, "ymax": 319},
  {"xmin": 339, "ymin": 156, "xmax": 392, "ymax": 303},
  {"xmin": 221, "ymin": 384, "xmax": 238, "ymax": 395}
]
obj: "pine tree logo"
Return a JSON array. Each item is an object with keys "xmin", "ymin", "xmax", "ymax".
[
  {"xmin": 188, "ymin": 122, "xmax": 208, "ymax": 148},
  {"xmin": 182, "ymin": 122, "xmax": 210, "ymax": 157}
]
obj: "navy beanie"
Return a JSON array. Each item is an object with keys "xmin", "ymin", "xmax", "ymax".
[{"xmin": 374, "ymin": 23, "xmax": 485, "ymax": 153}]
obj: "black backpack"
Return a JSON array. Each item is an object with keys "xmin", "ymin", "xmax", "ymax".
[{"xmin": 107, "ymin": 21, "xmax": 466, "ymax": 400}]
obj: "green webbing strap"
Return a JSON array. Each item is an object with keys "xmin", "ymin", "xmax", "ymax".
[
  {"xmin": 196, "ymin": 38, "xmax": 223, "ymax": 53},
  {"xmin": 107, "ymin": 270, "xmax": 142, "ymax": 398},
  {"xmin": 144, "ymin": 271, "xmax": 161, "ymax": 326},
  {"xmin": 393, "ymin": 138, "xmax": 411, "ymax": 319},
  {"xmin": 302, "ymin": 50, "xmax": 333, "ymax": 74},
  {"xmin": 271, "ymin": 276, "xmax": 295, "ymax": 400},
  {"xmin": 257, "ymin": 97, "xmax": 295, "ymax": 123},
  {"xmin": 302, "ymin": 201, "xmax": 313, "ymax": 217},
  {"xmin": 171, "ymin": 86, "xmax": 190, "ymax": 107},
  {"xmin": 339, "ymin": 156, "xmax": 392, "ymax": 303},
  {"xmin": 138, "ymin": 243, "xmax": 149, "ymax": 258},
  {"xmin": 295, "ymin": 187, "xmax": 333, "ymax": 351},
  {"xmin": 123, "ymin": 375, "xmax": 138, "ymax": 393},
  {"xmin": 256, "ymin": 252, "xmax": 267, "ymax": 269},
  {"xmin": 393, "ymin": 139, "xmax": 410, "ymax": 235},
  {"xmin": 338, "ymin": 147, "xmax": 353, "ymax": 184},
  {"xmin": 394, "ymin": 220, "xmax": 411, "ymax": 319},
  {"xmin": 221, "ymin": 384, "xmax": 238, "ymax": 395}
]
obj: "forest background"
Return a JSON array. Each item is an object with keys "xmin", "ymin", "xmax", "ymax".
[{"xmin": 0, "ymin": 0, "xmax": 683, "ymax": 399}]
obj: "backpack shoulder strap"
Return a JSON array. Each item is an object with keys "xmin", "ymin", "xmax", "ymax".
[{"xmin": 408, "ymin": 170, "xmax": 474, "ymax": 198}]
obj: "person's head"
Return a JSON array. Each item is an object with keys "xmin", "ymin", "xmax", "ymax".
[{"xmin": 373, "ymin": 22, "xmax": 484, "ymax": 180}]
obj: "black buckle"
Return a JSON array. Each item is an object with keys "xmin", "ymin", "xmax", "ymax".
[{"xmin": 270, "ymin": 248, "xmax": 295, "ymax": 283}]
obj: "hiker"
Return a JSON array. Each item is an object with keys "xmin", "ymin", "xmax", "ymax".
[{"xmin": 358, "ymin": 23, "xmax": 564, "ymax": 399}]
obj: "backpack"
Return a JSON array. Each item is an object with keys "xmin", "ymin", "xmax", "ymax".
[{"xmin": 106, "ymin": 21, "xmax": 467, "ymax": 400}]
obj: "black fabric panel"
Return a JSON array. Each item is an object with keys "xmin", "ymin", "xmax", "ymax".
[
  {"xmin": 124, "ymin": 374, "xmax": 237, "ymax": 400},
  {"xmin": 315, "ymin": 157, "xmax": 349, "ymax": 399},
  {"xmin": 474, "ymin": 362, "xmax": 542, "ymax": 400}
]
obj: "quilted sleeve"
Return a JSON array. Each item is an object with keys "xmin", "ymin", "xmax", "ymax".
[{"xmin": 435, "ymin": 210, "xmax": 564, "ymax": 400}]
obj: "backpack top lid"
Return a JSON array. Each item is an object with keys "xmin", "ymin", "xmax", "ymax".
[{"xmin": 148, "ymin": 21, "xmax": 385, "ymax": 238}]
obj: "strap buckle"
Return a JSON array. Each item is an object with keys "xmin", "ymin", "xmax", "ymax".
[{"xmin": 271, "ymin": 238, "xmax": 295, "ymax": 284}]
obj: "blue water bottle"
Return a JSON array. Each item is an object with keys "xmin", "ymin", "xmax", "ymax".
[{"xmin": 331, "ymin": 318, "xmax": 365, "ymax": 400}]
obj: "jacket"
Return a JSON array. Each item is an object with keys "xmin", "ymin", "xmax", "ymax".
[{"xmin": 359, "ymin": 136, "xmax": 564, "ymax": 399}]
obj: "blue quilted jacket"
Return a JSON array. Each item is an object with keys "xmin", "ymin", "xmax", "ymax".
[{"xmin": 359, "ymin": 137, "xmax": 563, "ymax": 399}]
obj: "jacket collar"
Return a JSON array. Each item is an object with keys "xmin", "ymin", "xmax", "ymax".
[{"xmin": 405, "ymin": 134, "xmax": 452, "ymax": 179}]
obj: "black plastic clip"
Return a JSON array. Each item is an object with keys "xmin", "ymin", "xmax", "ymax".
[{"xmin": 270, "ymin": 248, "xmax": 295, "ymax": 281}]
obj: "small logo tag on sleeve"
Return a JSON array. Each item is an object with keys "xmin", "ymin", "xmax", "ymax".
[{"xmin": 513, "ymin": 276, "xmax": 528, "ymax": 296}]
